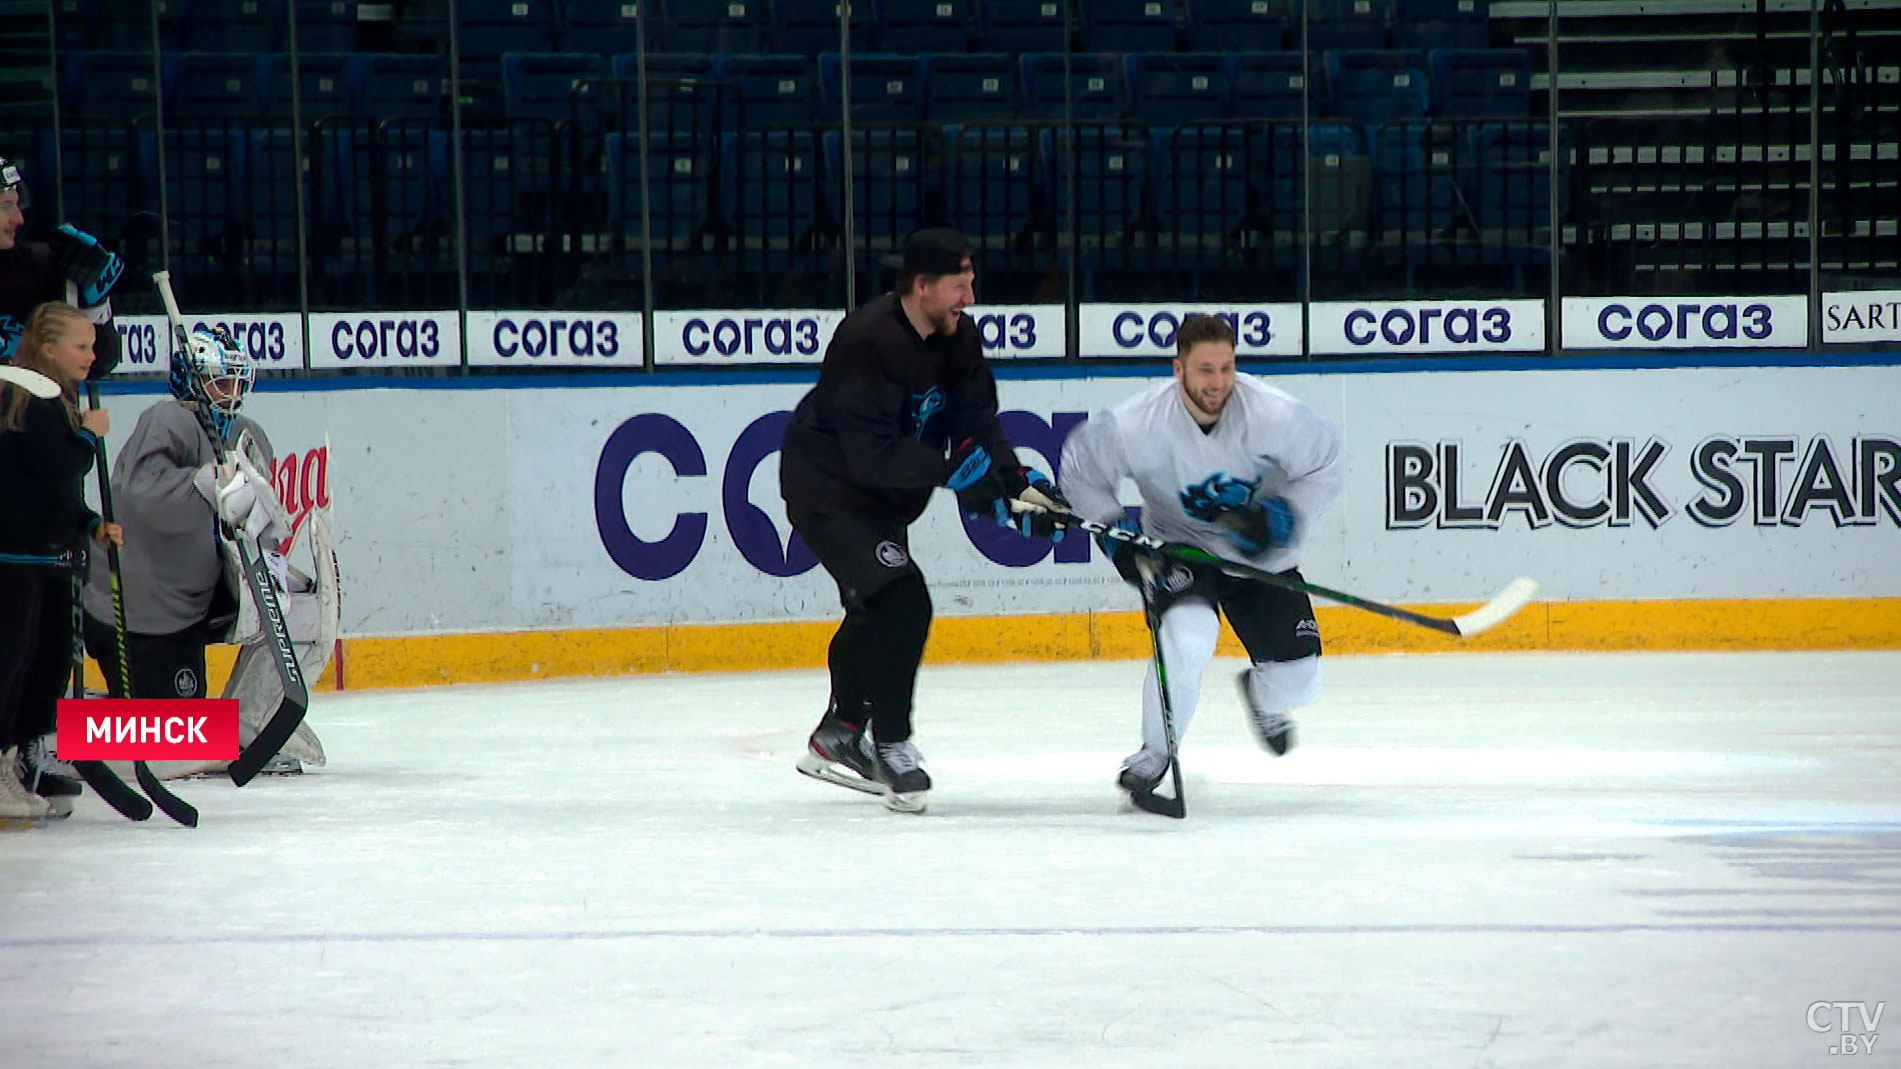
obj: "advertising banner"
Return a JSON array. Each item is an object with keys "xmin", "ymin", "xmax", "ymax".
[
  {"xmin": 306, "ymin": 311, "xmax": 463, "ymax": 369},
  {"xmin": 1561, "ymin": 296, "xmax": 1809, "ymax": 349},
  {"xmin": 1309, "ymin": 300, "xmax": 1546, "ymax": 355},
  {"xmin": 1077, "ymin": 303, "xmax": 1304, "ymax": 358}
]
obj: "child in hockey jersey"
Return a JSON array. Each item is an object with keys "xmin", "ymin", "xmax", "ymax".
[
  {"xmin": 0, "ymin": 301, "xmax": 122, "ymax": 822},
  {"xmin": 1058, "ymin": 314, "xmax": 1345, "ymax": 800}
]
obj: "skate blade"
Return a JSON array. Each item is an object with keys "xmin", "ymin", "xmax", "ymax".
[
  {"xmin": 882, "ymin": 790, "xmax": 928, "ymax": 814},
  {"xmin": 795, "ymin": 752, "xmax": 885, "ymax": 796},
  {"xmin": 0, "ymin": 812, "xmax": 54, "ymax": 829}
]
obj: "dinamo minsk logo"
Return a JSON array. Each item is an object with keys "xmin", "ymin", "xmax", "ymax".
[{"xmin": 875, "ymin": 541, "xmax": 910, "ymax": 568}]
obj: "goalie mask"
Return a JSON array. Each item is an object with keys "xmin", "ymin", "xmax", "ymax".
[{"xmin": 171, "ymin": 324, "xmax": 253, "ymax": 437}]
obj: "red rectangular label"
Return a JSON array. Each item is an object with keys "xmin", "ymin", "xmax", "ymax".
[{"xmin": 56, "ymin": 699, "xmax": 240, "ymax": 761}]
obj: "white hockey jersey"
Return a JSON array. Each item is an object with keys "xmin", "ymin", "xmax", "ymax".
[{"xmin": 1059, "ymin": 374, "xmax": 1344, "ymax": 574}]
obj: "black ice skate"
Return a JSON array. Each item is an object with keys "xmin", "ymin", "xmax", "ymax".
[
  {"xmin": 25, "ymin": 736, "xmax": 82, "ymax": 798},
  {"xmin": 795, "ymin": 706, "xmax": 882, "ymax": 796},
  {"xmin": 1237, "ymin": 670, "xmax": 1296, "ymax": 755},
  {"xmin": 1116, "ymin": 750, "xmax": 1167, "ymax": 795},
  {"xmin": 872, "ymin": 739, "xmax": 931, "ymax": 814}
]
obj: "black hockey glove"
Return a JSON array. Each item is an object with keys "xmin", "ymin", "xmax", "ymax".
[
  {"xmin": 49, "ymin": 224, "xmax": 124, "ymax": 308},
  {"xmin": 997, "ymin": 471, "xmax": 1068, "ymax": 541},
  {"xmin": 1095, "ymin": 517, "xmax": 1167, "ymax": 585},
  {"xmin": 946, "ymin": 437, "xmax": 1013, "ymax": 515}
]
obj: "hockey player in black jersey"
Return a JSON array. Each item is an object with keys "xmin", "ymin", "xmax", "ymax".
[
  {"xmin": 781, "ymin": 229, "xmax": 1066, "ymax": 813},
  {"xmin": 0, "ymin": 156, "xmax": 123, "ymax": 377}
]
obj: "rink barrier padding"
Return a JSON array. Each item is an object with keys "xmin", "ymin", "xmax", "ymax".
[{"xmin": 307, "ymin": 597, "xmax": 1900, "ymax": 690}]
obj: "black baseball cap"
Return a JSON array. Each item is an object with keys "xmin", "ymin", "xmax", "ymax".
[{"xmin": 902, "ymin": 228, "xmax": 973, "ymax": 276}]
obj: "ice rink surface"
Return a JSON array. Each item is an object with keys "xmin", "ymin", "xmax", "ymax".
[{"xmin": 3, "ymin": 650, "xmax": 1898, "ymax": 1067}]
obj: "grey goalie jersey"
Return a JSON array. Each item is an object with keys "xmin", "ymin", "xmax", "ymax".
[{"xmin": 1059, "ymin": 374, "xmax": 1345, "ymax": 574}]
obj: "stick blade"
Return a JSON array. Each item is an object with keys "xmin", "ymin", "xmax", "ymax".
[
  {"xmin": 1130, "ymin": 789, "xmax": 1186, "ymax": 819},
  {"xmin": 1452, "ymin": 577, "xmax": 1541, "ymax": 637}
]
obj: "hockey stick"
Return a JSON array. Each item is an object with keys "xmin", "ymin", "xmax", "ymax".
[
  {"xmin": 0, "ymin": 364, "xmax": 62, "ymax": 398},
  {"xmin": 84, "ymin": 381, "xmax": 199, "ymax": 827},
  {"xmin": 1019, "ymin": 505, "xmax": 1540, "ymax": 638},
  {"xmin": 28, "ymin": 371, "xmax": 154, "ymax": 821},
  {"xmin": 67, "ymin": 592, "xmax": 153, "ymax": 822},
  {"xmin": 1131, "ymin": 559, "xmax": 1186, "ymax": 819},
  {"xmin": 153, "ymin": 270, "xmax": 309, "ymax": 786}
]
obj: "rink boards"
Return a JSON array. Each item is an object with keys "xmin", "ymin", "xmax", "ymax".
[{"xmin": 90, "ymin": 359, "xmax": 1901, "ymax": 687}]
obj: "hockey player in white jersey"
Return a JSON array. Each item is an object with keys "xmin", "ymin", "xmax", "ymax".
[{"xmin": 1059, "ymin": 314, "xmax": 1344, "ymax": 796}]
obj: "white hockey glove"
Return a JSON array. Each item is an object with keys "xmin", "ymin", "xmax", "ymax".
[{"xmin": 197, "ymin": 463, "xmax": 290, "ymax": 548}]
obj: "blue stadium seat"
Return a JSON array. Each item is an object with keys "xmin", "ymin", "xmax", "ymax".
[
  {"xmin": 190, "ymin": 0, "xmax": 284, "ymax": 52},
  {"xmin": 68, "ymin": 53, "xmax": 170, "ymax": 120},
  {"xmin": 90, "ymin": 0, "xmax": 187, "ymax": 51},
  {"xmin": 1432, "ymin": 48, "xmax": 1529, "ymax": 118},
  {"xmin": 1153, "ymin": 123, "xmax": 1252, "ymax": 266},
  {"xmin": 1230, "ymin": 51, "xmax": 1313, "ymax": 120},
  {"xmin": 1128, "ymin": 52, "xmax": 1228, "ymax": 127},
  {"xmin": 1043, "ymin": 124, "xmax": 1149, "ymax": 265},
  {"xmin": 1183, "ymin": 0, "xmax": 1284, "ymax": 52},
  {"xmin": 1305, "ymin": 121, "xmax": 1369, "ymax": 235},
  {"xmin": 724, "ymin": 128, "xmax": 827, "ymax": 268},
  {"xmin": 717, "ymin": 54, "xmax": 818, "ymax": 126},
  {"xmin": 563, "ymin": 0, "xmax": 651, "ymax": 54},
  {"xmin": 1392, "ymin": 19, "xmax": 1490, "ymax": 51},
  {"xmin": 447, "ymin": 0, "xmax": 558, "ymax": 62},
  {"xmin": 665, "ymin": 0, "xmax": 768, "ymax": 52},
  {"xmin": 825, "ymin": 127, "xmax": 933, "ymax": 253},
  {"xmin": 881, "ymin": 0, "xmax": 978, "ymax": 53},
  {"xmin": 947, "ymin": 124, "xmax": 1042, "ymax": 251},
  {"xmin": 173, "ymin": 53, "xmax": 273, "ymax": 119},
  {"xmin": 923, "ymin": 53, "xmax": 1018, "ymax": 124},
  {"xmin": 56, "ymin": 123, "xmax": 143, "ymax": 241},
  {"xmin": 360, "ymin": 55, "xmax": 448, "ymax": 118},
  {"xmin": 1083, "ymin": 0, "xmax": 1184, "ymax": 52},
  {"xmin": 1304, "ymin": 0, "xmax": 1388, "ymax": 51},
  {"xmin": 821, "ymin": 53, "xmax": 925, "ymax": 124},
  {"xmin": 1246, "ymin": 121, "xmax": 1305, "ymax": 238},
  {"xmin": 54, "ymin": 0, "xmax": 92, "ymax": 52},
  {"xmin": 1021, "ymin": 53, "xmax": 1126, "ymax": 122},
  {"xmin": 1471, "ymin": 120, "xmax": 1561, "ymax": 260},
  {"xmin": 1395, "ymin": 0, "xmax": 1489, "ymax": 53},
  {"xmin": 241, "ymin": 120, "xmax": 318, "ymax": 288},
  {"xmin": 502, "ymin": 53, "xmax": 610, "ymax": 122},
  {"xmin": 265, "ymin": 52, "xmax": 359, "ymax": 119},
  {"xmin": 614, "ymin": 53, "xmax": 723, "ymax": 133},
  {"xmin": 1326, "ymin": 50, "xmax": 1428, "ymax": 123},
  {"xmin": 978, "ymin": 0, "xmax": 1072, "ymax": 54},
  {"xmin": 376, "ymin": 122, "xmax": 455, "ymax": 276},
  {"xmin": 773, "ymin": 0, "xmax": 876, "ymax": 55},
  {"xmin": 142, "ymin": 121, "xmax": 249, "ymax": 272},
  {"xmin": 1371, "ymin": 120, "xmax": 1466, "ymax": 263},
  {"xmin": 462, "ymin": 125, "xmax": 560, "ymax": 271},
  {"xmin": 1401, "ymin": 0, "xmax": 1487, "ymax": 22},
  {"xmin": 288, "ymin": 0, "xmax": 360, "ymax": 52}
]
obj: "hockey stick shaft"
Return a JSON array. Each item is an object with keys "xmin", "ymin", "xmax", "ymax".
[
  {"xmin": 1031, "ymin": 508, "xmax": 1537, "ymax": 638},
  {"xmin": 1133, "ymin": 560, "xmax": 1186, "ymax": 819},
  {"xmin": 84, "ymin": 382, "xmax": 199, "ymax": 827},
  {"xmin": 153, "ymin": 271, "xmax": 310, "ymax": 787}
]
